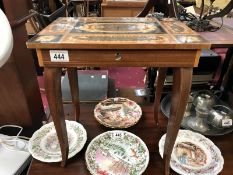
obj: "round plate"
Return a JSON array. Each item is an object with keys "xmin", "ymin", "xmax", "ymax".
[
  {"xmin": 161, "ymin": 94, "xmax": 233, "ymax": 136},
  {"xmin": 159, "ymin": 130, "xmax": 224, "ymax": 175},
  {"xmin": 85, "ymin": 130, "xmax": 149, "ymax": 175},
  {"xmin": 94, "ymin": 97, "xmax": 142, "ymax": 128},
  {"xmin": 29, "ymin": 120, "xmax": 87, "ymax": 162}
]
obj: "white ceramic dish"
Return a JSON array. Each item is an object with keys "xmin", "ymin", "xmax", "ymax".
[
  {"xmin": 85, "ymin": 130, "xmax": 149, "ymax": 175},
  {"xmin": 94, "ymin": 97, "xmax": 142, "ymax": 128},
  {"xmin": 159, "ymin": 130, "xmax": 224, "ymax": 175},
  {"xmin": 29, "ymin": 120, "xmax": 87, "ymax": 162}
]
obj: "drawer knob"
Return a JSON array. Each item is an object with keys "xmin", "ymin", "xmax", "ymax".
[{"xmin": 115, "ymin": 53, "xmax": 122, "ymax": 61}]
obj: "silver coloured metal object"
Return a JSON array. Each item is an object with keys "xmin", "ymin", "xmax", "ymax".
[
  {"xmin": 193, "ymin": 90, "xmax": 221, "ymax": 111},
  {"xmin": 184, "ymin": 94, "xmax": 194, "ymax": 117},
  {"xmin": 187, "ymin": 107, "xmax": 209, "ymax": 132},
  {"xmin": 208, "ymin": 105, "xmax": 233, "ymax": 129}
]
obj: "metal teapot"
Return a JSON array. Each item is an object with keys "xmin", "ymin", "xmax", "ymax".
[{"xmin": 193, "ymin": 90, "xmax": 221, "ymax": 112}]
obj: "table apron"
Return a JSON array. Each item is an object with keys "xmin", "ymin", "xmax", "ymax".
[{"xmin": 37, "ymin": 49, "xmax": 201, "ymax": 67}]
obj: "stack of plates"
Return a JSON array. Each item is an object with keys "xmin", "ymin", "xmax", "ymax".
[
  {"xmin": 28, "ymin": 120, "xmax": 87, "ymax": 162},
  {"xmin": 85, "ymin": 130, "xmax": 149, "ymax": 175},
  {"xmin": 94, "ymin": 97, "xmax": 142, "ymax": 128},
  {"xmin": 159, "ymin": 130, "xmax": 224, "ymax": 175}
]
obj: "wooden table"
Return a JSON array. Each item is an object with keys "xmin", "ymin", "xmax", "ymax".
[
  {"xmin": 101, "ymin": 0, "xmax": 148, "ymax": 17},
  {"xmin": 26, "ymin": 17, "xmax": 210, "ymax": 175}
]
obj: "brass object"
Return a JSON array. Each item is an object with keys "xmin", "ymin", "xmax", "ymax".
[{"xmin": 115, "ymin": 53, "xmax": 122, "ymax": 61}]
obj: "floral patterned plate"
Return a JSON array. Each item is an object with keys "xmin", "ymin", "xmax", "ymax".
[
  {"xmin": 29, "ymin": 120, "xmax": 87, "ymax": 162},
  {"xmin": 94, "ymin": 97, "xmax": 142, "ymax": 128},
  {"xmin": 159, "ymin": 130, "xmax": 224, "ymax": 175},
  {"xmin": 85, "ymin": 130, "xmax": 149, "ymax": 175}
]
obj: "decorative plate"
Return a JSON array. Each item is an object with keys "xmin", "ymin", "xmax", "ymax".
[
  {"xmin": 85, "ymin": 130, "xmax": 149, "ymax": 175},
  {"xmin": 94, "ymin": 97, "xmax": 142, "ymax": 128},
  {"xmin": 159, "ymin": 130, "xmax": 224, "ymax": 175},
  {"xmin": 29, "ymin": 120, "xmax": 87, "ymax": 162}
]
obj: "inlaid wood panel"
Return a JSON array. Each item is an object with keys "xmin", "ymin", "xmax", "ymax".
[{"xmin": 27, "ymin": 17, "xmax": 210, "ymax": 50}]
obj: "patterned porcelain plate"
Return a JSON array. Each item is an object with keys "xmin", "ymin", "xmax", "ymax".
[
  {"xmin": 85, "ymin": 130, "xmax": 149, "ymax": 175},
  {"xmin": 159, "ymin": 130, "xmax": 224, "ymax": 175},
  {"xmin": 29, "ymin": 120, "xmax": 87, "ymax": 162},
  {"xmin": 94, "ymin": 97, "xmax": 142, "ymax": 128}
]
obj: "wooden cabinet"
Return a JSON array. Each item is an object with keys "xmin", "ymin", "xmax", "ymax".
[
  {"xmin": 0, "ymin": 0, "xmax": 44, "ymax": 133},
  {"xmin": 101, "ymin": 0, "xmax": 148, "ymax": 17}
]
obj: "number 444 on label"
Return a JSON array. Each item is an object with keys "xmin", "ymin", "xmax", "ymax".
[{"xmin": 50, "ymin": 50, "xmax": 69, "ymax": 62}]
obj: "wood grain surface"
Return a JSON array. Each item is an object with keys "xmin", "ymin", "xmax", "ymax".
[
  {"xmin": 38, "ymin": 49, "xmax": 200, "ymax": 67},
  {"xmin": 102, "ymin": 0, "xmax": 147, "ymax": 7}
]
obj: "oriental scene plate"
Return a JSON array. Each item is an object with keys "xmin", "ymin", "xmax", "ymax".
[
  {"xmin": 85, "ymin": 130, "xmax": 149, "ymax": 175},
  {"xmin": 159, "ymin": 130, "xmax": 224, "ymax": 175},
  {"xmin": 94, "ymin": 97, "xmax": 142, "ymax": 128},
  {"xmin": 29, "ymin": 120, "xmax": 87, "ymax": 162}
]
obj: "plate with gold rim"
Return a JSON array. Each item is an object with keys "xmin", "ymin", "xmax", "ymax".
[
  {"xmin": 159, "ymin": 130, "xmax": 224, "ymax": 175},
  {"xmin": 28, "ymin": 120, "xmax": 87, "ymax": 162},
  {"xmin": 94, "ymin": 97, "xmax": 142, "ymax": 128},
  {"xmin": 85, "ymin": 130, "xmax": 149, "ymax": 175}
]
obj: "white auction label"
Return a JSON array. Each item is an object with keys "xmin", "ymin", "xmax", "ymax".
[
  {"xmin": 222, "ymin": 119, "xmax": 232, "ymax": 127},
  {"xmin": 50, "ymin": 50, "xmax": 69, "ymax": 62},
  {"xmin": 102, "ymin": 75, "xmax": 107, "ymax": 79}
]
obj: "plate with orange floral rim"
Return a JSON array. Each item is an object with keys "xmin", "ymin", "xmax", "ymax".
[
  {"xmin": 94, "ymin": 97, "xmax": 142, "ymax": 128},
  {"xmin": 159, "ymin": 130, "xmax": 224, "ymax": 175}
]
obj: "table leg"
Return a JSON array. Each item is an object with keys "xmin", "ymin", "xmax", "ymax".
[
  {"xmin": 154, "ymin": 68, "xmax": 167, "ymax": 125},
  {"xmin": 67, "ymin": 68, "xmax": 80, "ymax": 122},
  {"xmin": 163, "ymin": 67, "xmax": 193, "ymax": 175},
  {"xmin": 44, "ymin": 67, "xmax": 68, "ymax": 167}
]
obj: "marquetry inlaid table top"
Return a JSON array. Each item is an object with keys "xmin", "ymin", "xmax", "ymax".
[{"xmin": 27, "ymin": 17, "xmax": 210, "ymax": 50}]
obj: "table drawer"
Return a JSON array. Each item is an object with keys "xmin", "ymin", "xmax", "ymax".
[{"xmin": 39, "ymin": 49, "xmax": 200, "ymax": 67}]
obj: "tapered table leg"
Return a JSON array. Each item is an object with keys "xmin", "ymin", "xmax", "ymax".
[
  {"xmin": 154, "ymin": 68, "xmax": 167, "ymax": 125},
  {"xmin": 44, "ymin": 67, "xmax": 68, "ymax": 167},
  {"xmin": 67, "ymin": 68, "xmax": 80, "ymax": 122},
  {"xmin": 163, "ymin": 67, "xmax": 193, "ymax": 175}
]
